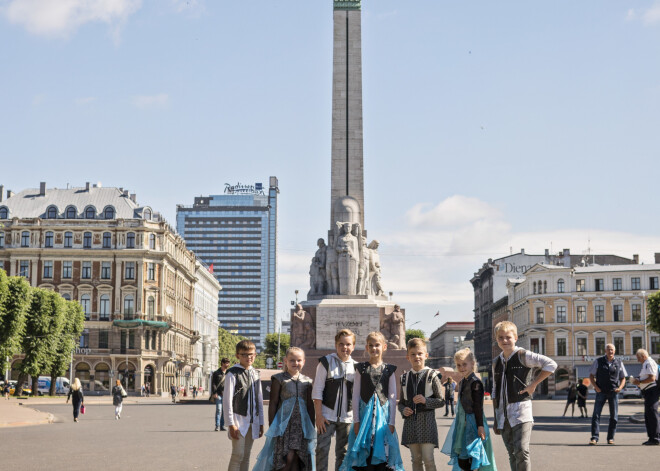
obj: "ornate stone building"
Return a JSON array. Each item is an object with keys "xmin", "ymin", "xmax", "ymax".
[{"xmin": 0, "ymin": 182, "xmax": 218, "ymax": 395}]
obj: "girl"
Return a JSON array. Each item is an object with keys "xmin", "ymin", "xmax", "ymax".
[
  {"xmin": 340, "ymin": 332, "xmax": 404, "ymax": 471},
  {"xmin": 440, "ymin": 349, "xmax": 496, "ymax": 471},
  {"xmin": 254, "ymin": 347, "xmax": 316, "ymax": 471},
  {"xmin": 66, "ymin": 378, "xmax": 84, "ymax": 422},
  {"xmin": 112, "ymin": 379, "xmax": 127, "ymax": 420}
]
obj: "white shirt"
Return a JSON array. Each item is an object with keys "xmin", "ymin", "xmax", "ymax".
[
  {"xmin": 223, "ymin": 364, "xmax": 264, "ymax": 438},
  {"xmin": 639, "ymin": 358, "xmax": 658, "ymax": 391},
  {"xmin": 312, "ymin": 353, "xmax": 356, "ymax": 423},
  {"xmin": 352, "ymin": 364, "xmax": 398, "ymax": 426},
  {"xmin": 492, "ymin": 347, "xmax": 557, "ymax": 430}
]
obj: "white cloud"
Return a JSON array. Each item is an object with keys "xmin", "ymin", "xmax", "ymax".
[
  {"xmin": 626, "ymin": 3, "xmax": 660, "ymax": 25},
  {"xmin": 75, "ymin": 96, "xmax": 96, "ymax": 105},
  {"xmin": 132, "ymin": 93, "xmax": 169, "ymax": 109},
  {"xmin": 2, "ymin": 0, "xmax": 142, "ymax": 37}
]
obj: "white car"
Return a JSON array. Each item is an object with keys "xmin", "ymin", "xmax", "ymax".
[{"xmin": 620, "ymin": 383, "xmax": 642, "ymax": 399}]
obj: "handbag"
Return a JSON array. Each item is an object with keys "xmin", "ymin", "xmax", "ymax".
[{"xmin": 80, "ymin": 404, "xmax": 85, "ymax": 414}]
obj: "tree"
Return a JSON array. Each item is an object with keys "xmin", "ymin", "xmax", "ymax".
[
  {"xmin": 217, "ymin": 327, "xmax": 249, "ymax": 367},
  {"xmin": 0, "ymin": 272, "xmax": 31, "ymax": 376},
  {"xmin": 406, "ymin": 329, "xmax": 426, "ymax": 344},
  {"xmin": 647, "ymin": 291, "xmax": 660, "ymax": 335},
  {"xmin": 263, "ymin": 332, "xmax": 290, "ymax": 362},
  {"xmin": 48, "ymin": 300, "xmax": 85, "ymax": 395}
]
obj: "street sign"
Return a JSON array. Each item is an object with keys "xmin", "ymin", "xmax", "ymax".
[
  {"xmin": 277, "ymin": 362, "xmax": 283, "ymax": 369},
  {"xmin": 266, "ymin": 358, "xmax": 273, "ymax": 368}
]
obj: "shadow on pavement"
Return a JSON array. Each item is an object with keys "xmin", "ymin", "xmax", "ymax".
[{"xmin": 531, "ymin": 414, "xmax": 646, "ymax": 434}]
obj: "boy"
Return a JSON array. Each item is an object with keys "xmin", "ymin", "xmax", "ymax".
[
  {"xmin": 224, "ymin": 340, "xmax": 264, "ymax": 471},
  {"xmin": 313, "ymin": 329, "xmax": 357, "ymax": 471},
  {"xmin": 399, "ymin": 338, "xmax": 445, "ymax": 471},
  {"xmin": 492, "ymin": 321, "xmax": 556, "ymax": 471}
]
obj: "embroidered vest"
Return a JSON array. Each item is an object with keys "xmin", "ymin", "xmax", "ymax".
[
  {"xmin": 400, "ymin": 368, "xmax": 440, "ymax": 413},
  {"xmin": 356, "ymin": 362, "xmax": 396, "ymax": 406},
  {"xmin": 319, "ymin": 355, "xmax": 355, "ymax": 412}
]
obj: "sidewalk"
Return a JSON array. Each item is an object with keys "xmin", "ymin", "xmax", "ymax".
[{"xmin": 0, "ymin": 398, "xmax": 53, "ymax": 428}]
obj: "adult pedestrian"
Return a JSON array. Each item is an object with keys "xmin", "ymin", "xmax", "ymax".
[
  {"xmin": 170, "ymin": 383, "xmax": 177, "ymax": 403},
  {"xmin": 193, "ymin": 385, "xmax": 197, "ymax": 398},
  {"xmin": 631, "ymin": 349, "xmax": 659, "ymax": 445},
  {"xmin": 589, "ymin": 343, "xmax": 627, "ymax": 445},
  {"xmin": 145, "ymin": 382, "xmax": 150, "ymax": 397},
  {"xmin": 443, "ymin": 377, "xmax": 455, "ymax": 417},
  {"xmin": 3, "ymin": 382, "xmax": 10, "ymax": 400},
  {"xmin": 211, "ymin": 357, "xmax": 230, "ymax": 431},
  {"xmin": 112, "ymin": 379, "xmax": 127, "ymax": 420},
  {"xmin": 562, "ymin": 381, "xmax": 577, "ymax": 417},
  {"xmin": 576, "ymin": 379, "xmax": 588, "ymax": 418},
  {"xmin": 140, "ymin": 384, "xmax": 145, "ymax": 397},
  {"xmin": 66, "ymin": 378, "xmax": 84, "ymax": 422}
]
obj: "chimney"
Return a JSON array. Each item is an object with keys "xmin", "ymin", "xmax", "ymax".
[
  {"xmin": 0, "ymin": 185, "xmax": 3, "ymax": 202},
  {"xmin": 655, "ymin": 253, "xmax": 660, "ymax": 264},
  {"xmin": 544, "ymin": 249, "xmax": 549, "ymax": 257},
  {"xmin": 39, "ymin": 182, "xmax": 46, "ymax": 196},
  {"xmin": 130, "ymin": 193, "xmax": 136, "ymax": 203},
  {"xmin": 7, "ymin": 190, "xmax": 14, "ymax": 199},
  {"xmin": 521, "ymin": 248, "xmax": 525, "ymax": 255},
  {"xmin": 633, "ymin": 254, "xmax": 639, "ymax": 264},
  {"xmin": 123, "ymin": 190, "xmax": 129, "ymax": 197},
  {"xmin": 85, "ymin": 182, "xmax": 90, "ymax": 191}
]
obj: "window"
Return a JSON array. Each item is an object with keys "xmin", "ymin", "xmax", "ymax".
[
  {"xmin": 145, "ymin": 330, "xmax": 150, "ymax": 349},
  {"xmin": 99, "ymin": 295, "xmax": 110, "ymax": 321},
  {"xmin": 19, "ymin": 260, "xmax": 29, "ymax": 278},
  {"xmin": 556, "ymin": 338, "xmax": 567, "ymax": 356},
  {"xmin": 64, "ymin": 232, "xmax": 73, "ymax": 248},
  {"xmin": 42, "ymin": 231, "xmax": 53, "ymax": 248},
  {"xmin": 98, "ymin": 331, "xmax": 109, "ymax": 349},
  {"xmin": 84, "ymin": 206, "xmax": 96, "ymax": 219},
  {"xmin": 0, "ymin": 232, "xmax": 4, "ymax": 248},
  {"xmin": 595, "ymin": 305, "xmax": 605, "ymax": 322},
  {"xmin": 632, "ymin": 303, "xmax": 642, "ymax": 322},
  {"xmin": 62, "ymin": 261, "xmax": 72, "ymax": 279},
  {"xmin": 557, "ymin": 279, "xmax": 565, "ymax": 293},
  {"xmin": 65, "ymin": 206, "xmax": 77, "ymax": 219},
  {"xmin": 651, "ymin": 277, "xmax": 659, "ymax": 290},
  {"xmin": 0, "ymin": 207, "xmax": 7, "ymax": 219},
  {"xmin": 82, "ymin": 261, "xmax": 91, "ymax": 279},
  {"xmin": 101, "ymin": 262, "xmax": 111, "ymax": 279},
  {"xmin": 530, "ymin": 338, "xmax": 540, "ymax": 354},
  {"xmin": 556, "ymin": 306, "xmax": 567, "ymax": 323},
  {"xmin": 46, "ymin": 206, "xmax": 58, "ymax": 219},
  {"xmin": 62, "ymin": 293, "xmax": 71, "ymax": 301},
  {"xmin": 543, "ymin": 281, "xmax": 547, "ymax": 294},
  {"xmin": 80, "ymin": 295, "xmax": 91, "ymax": 320},
  {"xmin": 595, "ymin": 337, "xmax": 606, "ymax": 355},
  {"xmin": 632, "ymin": 277, "xmax": 641, "ymax": 290},
  {"xmin": 103, "ymin": 206, "xmax": 115, "ymax": 219},
  {"xmin": 533, "ymin": 282, "xmax": 537, "ymax": 295},
  {"xmin": 103, "ymin": 232, "xmax": 111, "ymax": 248},
  {"xmin": 151, "ymin": 332, "xmax": 156, "ymax": 350},
  {"xmin": 613, "ymin": 336, "xmax": 624, "ymax": 354},
  {"xmin": 124, "ymin": 295, "xmax": 134, "ymax": 318},
  {"xmin": 577, "ymin": 305, "xmax": 587, "ymax": 323},
  {"xmin": 595, "ymin": 279, "xmax": 604, "ymax": 291},
  {"xmin": 43, "ymin": 261, "xmax": 53, "ymax": 279},
  {"xmin": 536, "ymin": 307, "xmax": 544, "ymax": 324},
  {"xmin": 129, "ymin": 332, "xmax": 135, "ymax": 349},
  {"xmin": 21, "ymin": 231, "xmax": 30, "ymax": 247},
  {"xmin": 125, "ymin": 262, "xmax": 135, "ymax": 280},
  {"xmin": 149, "ymin": 234, "xmax": 156, "ymax": 250},
  {"xmin": 576, "ymin": 279, "xmax": 585, "ymax": 292},
  {"xmin": 79, "ymin": 331, "xmax": 89, "ymax": 348},
  {"xmin": 126, "ymin": 232, "xmax": 135, "ymax": 248},
  {"xmin": 613, "ymin": 305, "xmax": 623, "ymax": 322},
  {"xmin": 632, "ymin": 336, "xmax": 643, "ymax": 354},
  {"xmin": 652, "ymin": 337, "xmax": 660, "ymax": 355},
  {"xmin": 613, "ymin": 278, "xmax": 622, "ymax": 291},
  {"xmin": 147, "ymin": 263, "xmax": 155, "ymax": 281},
  {"xmin": 147, "ymin": 296, "xmax": 155, "ymax": 319},
  {"xmin": 83, "ymin": 232, "xmax": 92, "ymax": 248},
  {"xmin": 144, "ymin": 208, "xmax": 152, "ymax": 220},
  {"xmin": 576, "ymin": 337, "xmax": 588, "ymax": 356}
]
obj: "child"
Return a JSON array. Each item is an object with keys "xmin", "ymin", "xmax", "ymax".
[
  {"xmin": 440, "ymin": 349, "xmax": 496, "ymax": 471},
  {"xmin": 491, "ymin": 321, "xmax": 556, "ymax": 470},
  {"xmin": 339, "ymin": 331, "xmax": 404, "ymax": 471},
  {"xmin": 224, "ymin": 339, "xmax": 265, "ymax": 471},
  {"xmin": 254, "ymin": 347, "xmax": 316, "ymax": 471},
  {"xmin": 313, "ymin": 329, "xmax": 358, "ymax": 471},
  {"xmin": 398, "ymin": 338, "xmax": 445, "ymax": 471},
  {"xmin": 576, "ymin": 379, "xmax": 588, "ymax": 418}
]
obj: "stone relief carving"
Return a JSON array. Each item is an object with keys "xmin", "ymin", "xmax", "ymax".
[
  {"xmin": 368, "ymin": 240, "xmax": 384, "ymax": 296},
  {"xmin": 291, "ymin": 304, "xmax": 315, "ymax": 349},
  {"xmin": 380, "ymin": 304, "xmax": 405, "ymax": 350},
  {"xmin": 336, "ymin": 222, "xmax": 360, "ymax": 295}
]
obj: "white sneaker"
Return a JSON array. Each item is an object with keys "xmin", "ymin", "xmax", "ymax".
[{"xmin": 115, "ymin": 415, "xmax": 118, "ymax": 420}]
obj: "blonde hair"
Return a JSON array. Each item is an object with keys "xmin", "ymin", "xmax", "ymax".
[
  {"xmin": 283, "ymin": 347, "xmax": 305, "ymax": 373},
  {"xmin": 494, "ymin": 321, "xmax": 518, "ymax": 337},
  {"xmin": 335, "ymin": 329, "xmax": 356, "ymax": 345},
  {"xmin": 366, "ymin": 331, "xmax": 387, "ymax": 346},
  {"xmin": 71, "ymin": 378, "xmax": 81, "ymax": 391},
  {"xmin": 454, "ymin": 348, "xmax": 478, "ymax": 373},
  {"xmin": 406, "ymin": 337, "xmax": 427, "ymax": 351}
]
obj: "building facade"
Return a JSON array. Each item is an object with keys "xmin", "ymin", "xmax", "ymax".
[
  {"xmin": 193, "ymin": 261, "xmax": 221, "ymax": 392},
  {"xmin": 176, "ymin": 178, "xmax": 279, "ymax": 350},
  {"xmin": 0, "ymin": 183, "xmax": 213, "ymax": 395},
  {"xmin": 428, "ymin": 321, "xmax": 475, "ymax": 369},
  {"xmin": 507, "ymin": 260, "xmax": 660, "ymax": 396}
]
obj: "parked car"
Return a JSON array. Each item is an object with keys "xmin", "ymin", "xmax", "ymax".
[
  {"xmin": 620, "ymin": 383, "xmax": 642, "ymax": 399},
  {"xmin": 9, "ymin": 381, "xmax": 32, "ymax": 396}
]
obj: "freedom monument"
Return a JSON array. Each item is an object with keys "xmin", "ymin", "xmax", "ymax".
[{"xmin": 291, "ymin": 0, "xmax": 407, "ymax": 362}]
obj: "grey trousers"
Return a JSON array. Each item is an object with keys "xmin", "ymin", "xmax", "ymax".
[
  {"xmin": 316, "ymin": 421, "xmax": 351, "ymax": 471},
  {"xmin": 501, "ymin": 421, "xmax": 533, "ymax": 471}
]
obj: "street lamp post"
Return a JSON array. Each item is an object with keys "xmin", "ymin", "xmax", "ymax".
[
  {"xmin": 294, "ymin": 290, "xmax": 299, "ymax": 305},
  {"xmin": 642, "ymin": 291, "xmax": 648, "ymax": 350}
]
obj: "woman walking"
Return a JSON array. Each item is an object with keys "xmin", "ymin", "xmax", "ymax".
[
  {"xmin": 112, "ymin": 379, "xmax": 127, "ymax": 420},
  {"xmin": 66, "ymin": 378, "xmax": 84, "ymax": 422}
]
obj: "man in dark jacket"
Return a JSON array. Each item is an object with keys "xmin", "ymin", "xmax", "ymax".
[
  {"xmin": 212, "ymin": 358, "xmax": 230, "ymax": 431},
  {"xmin": 589, "ymin": 344, "xmax": 627, "ymax": 445}
]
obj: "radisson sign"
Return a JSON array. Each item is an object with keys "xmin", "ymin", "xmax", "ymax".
[{"xmin": 224, "ymin": 182, "xmax": 264, "ymax": 195}]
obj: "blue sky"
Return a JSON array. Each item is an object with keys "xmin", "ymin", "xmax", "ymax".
[{"xmin": 2, "ymin": 0, "xmax": 660, "ymax": 339}]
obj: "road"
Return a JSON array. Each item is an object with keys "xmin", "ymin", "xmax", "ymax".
[{"xmin": 0, "ymin": 397, "xmax": 656, "ymax": 470}]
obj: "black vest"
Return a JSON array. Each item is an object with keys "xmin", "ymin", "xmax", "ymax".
[
  {"xmin": 459, "ymin": 373, "xmax": 482, "ymax": 414},
  {"xmin": 399, "ymin": 368, "xmax": 438, "ymax": 413},
  {"xmin": 595, "ymin": 356, "xmax": 622, "ymax": 393},
  {"xmin": 493, "ymin": 349, "xmax": 534, "ymax": 409},
  {"xmin": 228, "ymin": 366, "xmax": 259, "ymax": 418},
  {"xmin": 356, "ymin": 362, "xmax": 397, "ymax": 406},
  {"xmin": 319, "ymin": 356, "xmax": 354, "ymax": 412}
]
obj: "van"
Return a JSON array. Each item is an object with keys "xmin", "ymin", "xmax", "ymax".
[{"xmin": 37, "ymin": 376, "xmax": 70, "ymax": 395}]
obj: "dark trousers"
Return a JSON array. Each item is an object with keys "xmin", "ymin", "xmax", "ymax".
[
  {"xmin": 72, "ymin": 400, "xmax": 82, "ymax": 419},
  {"xmin": 591, "ymin": 391, "xmax": 618, "ymax": 442},
  {"xmin": 445, "ymin": 399, "xmax": 454, "ymax": 416},
  {"xmin": 642, "ymin": 386, "xmax": 660, "ymax": 441}
]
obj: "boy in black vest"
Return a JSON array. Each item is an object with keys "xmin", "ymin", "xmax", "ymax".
[
  {"xmin": 313, "ymin": 329, "xmax": 357, "ymax": 471},
  {"xmin": 588, "ymin": 343, "xmax": 627, "ymax": 445},
  {"xmin": 224, "ymin": 340, "xmax": 264, "ymax": 471},
  {"xmin": 492, "ymin": 321, "xmax": 556, "ymax": 471}
]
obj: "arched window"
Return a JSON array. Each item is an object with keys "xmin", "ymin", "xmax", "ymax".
[
  {"xmin": 103, "ymin": 206, "xmax": 115, "ymax": 219},
  {"xmin": 84, "ymin": 206, "xmax": 96, "ymax": 219},
  {"xmin": 65, "ymin": 206, "xmax": 77, "ymax": 219},
  {"xmin": 143, "ymin": 208, "xmax": 152, "ymax": 220},
  {"xmin": 557, "ymin": 279, "xmax": 565, "ymax": 293},
  {"xmin": 99, "ymin": 295, "xmax": 110, "ymax": 321},
  {"xmin": 80, "ymin": 295, "xmax": 91, "ymax": 320},
  {"xmin": 533, "ymin": 282, "xmax": 537, "ymax": 295},
  {"xmin": 543, "ymin": 281, "xmax": 547, "ymax": 294},
  {"xmin": 62, "ymin": 293, "xmax": 71, "ymax": 301},
  {"xmin": 0, "ymin": 207, "xmax": 8, "ymax": 219},
  {"xmin": 46, "ymin": 206, "xmax": 58, "ymax": 219},
  {"xmin": 149, "ymin": 234, "xmax": 156, "ymax": 250},
  {"xmin": 75, "ymin": 362, "xmax": 91, "ymax": 391},
  {"xmin": 95, "ymin": 363, "xmax": 110, "ymax": 390},
  {"xmin": 147, "ymin": 296, "xmax": 155, "ymax": 319}
]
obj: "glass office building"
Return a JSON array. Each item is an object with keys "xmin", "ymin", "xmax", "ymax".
[{"xmin": 176, "ymin": 177, "xmax": 278, "ymax": 350}]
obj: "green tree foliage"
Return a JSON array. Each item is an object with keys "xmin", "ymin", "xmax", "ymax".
[
  {"xmin": 217, "ymin": 327, "xmax": 248, "ymax": 367},
  {"xmin": 263, "ymin": 332, "xmax": 290, "ymax": 362},
  {"xmin": 49, "ymin": 301, "xmax": 85, "ymax": 395},
  {"xmin": 647, "ymin": 291, "xmax": 660, "ymax": 335},
  {"xmin": 405, "ymin": 329, "xmax": 426, "ymax": 344},
  {"xmin": 0, "ymin": 272, "xmax": 31, "ymax": 375}
]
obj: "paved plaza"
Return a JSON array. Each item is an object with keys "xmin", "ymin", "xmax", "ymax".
[{"xmin": 1, "ymin": 396, "xmax": 657, "ymax": 470}]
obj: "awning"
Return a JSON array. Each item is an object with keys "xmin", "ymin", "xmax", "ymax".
[{"xmin": 113, "ymin": 320, "xmax": 170, "ymax": 330}]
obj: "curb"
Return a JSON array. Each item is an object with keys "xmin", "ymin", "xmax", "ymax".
[{"xmin": 0, "ymin": 413, "xmax": 54, "ymax": 428}]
